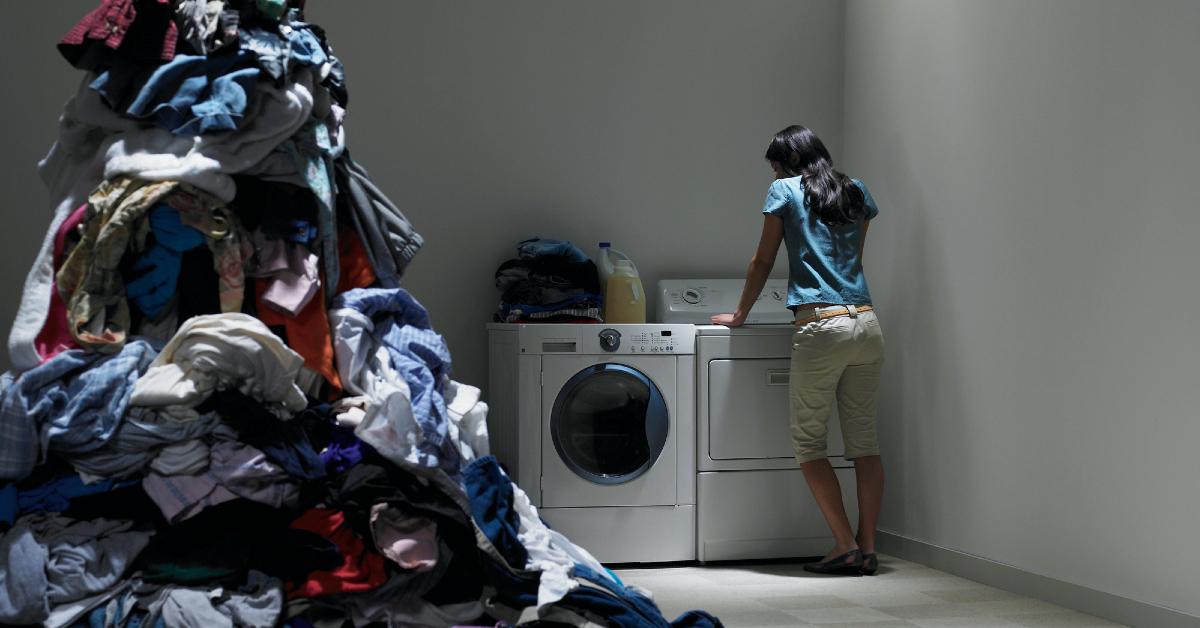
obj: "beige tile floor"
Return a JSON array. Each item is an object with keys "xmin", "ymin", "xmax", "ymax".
[{"xmin": 613, "ymin": 555, "xmax": 1125, "ymax": 628}]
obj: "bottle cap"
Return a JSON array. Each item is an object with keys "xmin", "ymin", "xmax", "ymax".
[{"xmin": 598, "ymin": 242, "xmax": 610, "ymax": 248}]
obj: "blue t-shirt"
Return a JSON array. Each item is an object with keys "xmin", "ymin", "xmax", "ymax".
[{"xmin": 762, "ymin": 176, "xmax": 879, "ymax": 309}]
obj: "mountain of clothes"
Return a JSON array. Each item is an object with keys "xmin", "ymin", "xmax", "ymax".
[
  {"xmin": 0, "ymin": 2, "xmax": 722, "ymax": 627},
  {"xmin": 493, "ymin": 240, "xmax": 603, "ymax": 324}
]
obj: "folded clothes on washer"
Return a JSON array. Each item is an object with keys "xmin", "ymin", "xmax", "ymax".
[
  {"xmin": 496, "ymin": 293, "xmax": 603, "ymax": 324},
  {"xmin": 493, "ymin": 238, "xmax": 603, "ymax": 324}
]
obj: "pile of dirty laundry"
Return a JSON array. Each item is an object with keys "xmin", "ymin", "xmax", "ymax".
[{"xmin": 0, "ymin": 1, "xmax": 723, "ymax": 627}]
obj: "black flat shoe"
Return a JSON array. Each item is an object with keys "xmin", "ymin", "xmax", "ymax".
[
  {"xmin": 803, "ymin": 549, "xmax": 863, "ymax": 575},
  {"xmin": 860, "ymin": 552, "xmax": 879, "ymax": 576}
]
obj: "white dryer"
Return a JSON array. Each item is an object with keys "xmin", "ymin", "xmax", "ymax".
[
  {"xmin": 659, "ymin": 279, "xmax": 859, "ymax": 562},
  {"xmin": 486, "ymin": 323, "xmax": 697, "ymax": 563}
]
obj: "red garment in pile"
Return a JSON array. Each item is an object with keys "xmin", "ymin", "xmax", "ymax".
[
  {"xmin": 60, "ymin": 0, "xmax": 178, "ymax": 63},
  {"xmin": 256, "ymin": 279, "xmax": 342, "ymax": 396},
  {"xmin": 255, "ymin": 230, "xmax": 377, "ymax": 396},
  {"xmin": 286, "ymin": 507, "xmax": 388, "ymax": 599},
  {"xmin": 335, "ymin": 227, "xmax": 377, "ymax": 295},
  {"xmin": 35, "ymin": 204, "xmax": 88, "ymax": 363}
]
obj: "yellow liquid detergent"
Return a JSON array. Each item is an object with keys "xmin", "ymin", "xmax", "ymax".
[{"xmin": 604, "ymin": 260, "xmax": 646, "ymax": 323}]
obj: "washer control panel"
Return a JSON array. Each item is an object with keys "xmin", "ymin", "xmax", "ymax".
[
  {"xmin": 624, "ymin": 329, "xmax": 680, "ymax": 353},
  {"xmin": 517, "ymin": 324, "xmax": 696, "ymax": 355}
]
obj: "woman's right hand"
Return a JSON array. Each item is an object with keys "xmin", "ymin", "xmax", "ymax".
[{"xmin": 711, "ymin": 313, "xmax": 744, "ymax": 327}]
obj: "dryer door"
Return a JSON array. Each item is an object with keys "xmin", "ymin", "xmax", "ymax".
[
  {"xmin": 541, "ymin": 355, "xmax": 679, "ymax": 508},
  {"xmin": 708, "ymin": 358, "xmax": 845, "ymax": 460}
]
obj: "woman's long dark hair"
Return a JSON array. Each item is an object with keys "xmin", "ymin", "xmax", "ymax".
[{"xmin": 765, "ymin": 125, "xmax": 867, "ymax": 225}]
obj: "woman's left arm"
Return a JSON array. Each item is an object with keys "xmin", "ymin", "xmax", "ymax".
[{"xmin": 712, "ymin": 214, "xmax": 785, "ymax": 327}]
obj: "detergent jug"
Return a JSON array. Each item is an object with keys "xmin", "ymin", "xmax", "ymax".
[
  {"xmin": 596, "ymin": 243, "xmax": 638, "ymax": 320},
  {"xmin": 604, "ymin": 259, "xmax": 646, "ymax": 324}
]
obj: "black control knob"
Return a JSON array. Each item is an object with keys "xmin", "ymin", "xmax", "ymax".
[{"xmin": 599, "ymin": 328, "xmax": 621, "ymax": 352}]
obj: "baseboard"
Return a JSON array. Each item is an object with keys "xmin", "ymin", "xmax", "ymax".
[{"xmin": 877, "ymin": 531, "xmax": 1200, "ymax": 628}]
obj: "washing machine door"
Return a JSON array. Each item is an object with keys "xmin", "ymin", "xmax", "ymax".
[
  {"xmin": 551, "ymin": 363, "xmax": 669, "ymax": 485},
  {"xmin": 540, "ymin": 355, "xmax": 680, "ymax": 508}
]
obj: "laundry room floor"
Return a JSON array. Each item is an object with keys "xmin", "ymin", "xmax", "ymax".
[{"xmin": 613, "ymin": 555, "xmax": 1125, "ymax": 628}]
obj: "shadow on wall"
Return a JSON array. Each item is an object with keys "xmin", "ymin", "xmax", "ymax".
[{"xmin": 873, "ymin": 133, "xmax": 972, "ymax": 543}]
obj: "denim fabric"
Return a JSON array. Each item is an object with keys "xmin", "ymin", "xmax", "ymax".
[
  {"xmin": 516, "ymin": 238, "xmax": 590, "ymax": 264},
  {"xmin": 0, "ymin": 475, "xmax": 136, "ymax": 527},
  {"xmin": 334, "ymin": 153, "xmax": 424, "ymax": 289},
  {"xmin": 463, "ymin": 456, "xmax": 528, "ymax": 569},
  {"xmin": 0, "ymin": 340, "xmax": 158, "ymax": 481},
  {"xmin": 333, "ymin": 289, "xmax": 457, "ymax": 473},
  {"xmin": 92, "ymin": 51, "xmax": 261, "ymax": 136},
  {"xmin": 241, "ymin": 22, "xmax": 328, "ymax": 82},
  {"xmin": 262, "ymin": 14, "xmax": 348, "ymax": 106}
]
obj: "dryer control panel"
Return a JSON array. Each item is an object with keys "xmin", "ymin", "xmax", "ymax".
[{"xmin": 657, "ymin": 278, "xmax": 793, "ymax": 324}]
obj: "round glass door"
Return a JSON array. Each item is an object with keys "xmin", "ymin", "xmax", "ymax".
[{"xmin": 550, "ymin": 363, "xmax": 669, "ymax": 485}]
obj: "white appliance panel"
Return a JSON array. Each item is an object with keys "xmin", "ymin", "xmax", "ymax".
[
  {"xmin": 658, "ymin": 279, "xmax": 793, "ymax": 325},
  {"xmin": 541, "ymin": 506, "xmax": 696, "ymax": 564},
  {"xmin": 707, "ymin": 358, "xmax": 845, "ymax": 460},
  {"xmin": 698, "ymin": 468, "xmax": 859, "ymax": 561}
]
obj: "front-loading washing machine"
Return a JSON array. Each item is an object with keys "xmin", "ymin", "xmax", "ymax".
[{"xmin": 486, "ymin": 323, "xmax": 697, "ymax": 563}]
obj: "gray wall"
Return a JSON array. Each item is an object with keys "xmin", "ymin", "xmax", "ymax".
[
  {"xmin": 303, "ymin": 0, "xmax": 845, "ymax": 388},
  {"xmin": 842, "ymin": 0, "xmax": 1200, "ymax": 616}
]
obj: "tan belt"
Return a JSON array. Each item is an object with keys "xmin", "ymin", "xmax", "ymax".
[{"xmin": 794, "ymin": 304, "xmax": 874, "ymax": 326}]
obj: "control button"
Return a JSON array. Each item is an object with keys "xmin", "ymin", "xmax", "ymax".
[
  {"xmin": 683, "ymin": 289, "xmax": 701, "ymax": 305},
  {"xmin": 599, "ymin": 328, "xmax": 621, "ymax": 352},
  {"xmin": 772, "ymin": 290, "xmax": 783, "ymax": 301}
]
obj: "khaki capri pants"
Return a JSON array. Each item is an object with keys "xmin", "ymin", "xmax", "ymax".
[{"xmin": 789, "ymin": 306, "xmax": 884, "ymax": 464}]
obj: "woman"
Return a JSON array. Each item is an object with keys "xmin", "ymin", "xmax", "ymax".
[{"xmin": 712, "ymin": 125, "xmax": 884, "ymax": 576}]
